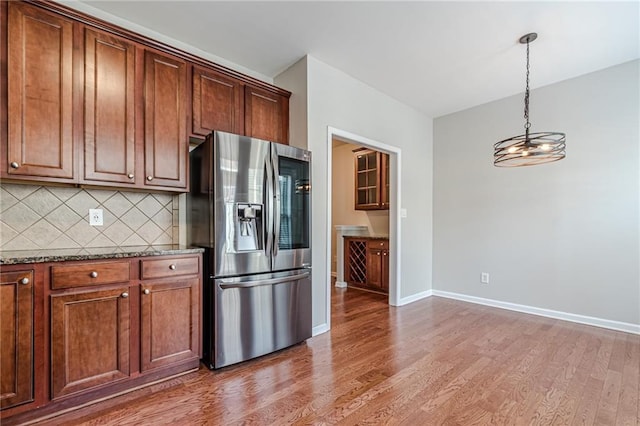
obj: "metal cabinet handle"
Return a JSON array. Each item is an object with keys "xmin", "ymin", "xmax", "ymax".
[
  {"xmin": 90, "ymin": 271, "xmax": 98, "ymax": 278},
  {"xmin": 19, "ymin": 277, "xmax": 30, "ymax": 285},
  {"xmin": 146, "ymin": 176, "xmax": 153, "ymax": 181},
  {"xmin": 121, "ymin": 292, "xmax": 129, "ymax": 298},
  {"xmin": 10, "ymin": 162, "xmax": 19, "ymax": 169},
  {"xmin": 169, "ymin": 264, "xmax": 176, "ymax": 270},
  {"xmin": 127, "ymin": 173, "xmax": 134, "ymax": 179},
  {"xmin": 143, "ymin": 289, "xmax": 150, "ymax": 295},
  {"xmin": 383, "ymin": 252, "xmax": 387, "ymax": 256},
  {"xmin": 376, "ymin": 252, "xmax": 381, "ymax": 256}
]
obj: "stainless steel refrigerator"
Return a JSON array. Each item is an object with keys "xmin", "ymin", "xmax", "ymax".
[{"xmin": 188, "ymin": 131, "xmax": 312, "ymax": 369}]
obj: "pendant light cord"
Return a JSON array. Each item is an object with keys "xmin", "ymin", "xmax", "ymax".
[{"xmin": 524, "ymin": 40, "xmax": 531, "ymax": 136}]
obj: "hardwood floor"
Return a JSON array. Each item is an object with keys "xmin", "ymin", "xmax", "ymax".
[{"xmin": 31, "ymin": 288, "xmax": 639, "ymax": 425}]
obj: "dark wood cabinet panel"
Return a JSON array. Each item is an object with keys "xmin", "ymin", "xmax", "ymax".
[
  {"xmin": 51, "ymin": 260, "xmax": 131, "ymax": 290},
  {"xmin": 82, "ymin": 28, "xmax": 136, "ymax": 185},
  {"xmin": 140, "ymin": 278, "xmax": 200, "ymax": 372},
  {"xmin": 50, "ymin": 286, "xmax": 131, "ymax": 399},
  {"xmin": 0, "ymin": 269, "xmax": 33, "ymax": 410},
  {"xmin": 144, "ymin": 50, "xmax": 188, "ymax": 189},
  {"xmin": 192, "ymin": 66, "xmax": 244, "ymax": 137},
  {"xmin": 245, "ymin": 85, "xmax": 289, "ymax": 145},
  {"xmin": 6, "ymin": 2, "xmax": 74, "ymax": 180}
]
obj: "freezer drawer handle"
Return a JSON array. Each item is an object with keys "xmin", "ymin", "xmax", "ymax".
[{"xmin": 219, "ymin": 272, "xmax": 310, "ymax": 289}]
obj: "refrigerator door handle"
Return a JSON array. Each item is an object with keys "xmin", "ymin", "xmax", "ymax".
[
  {"xmin": 264, "ymin": 154, "xmax": 274, "ymax": 258},
  {"xmin": 272, "ymin": 147, "xmax": 280, "ymax": 257},
  {"xmin": 218, "ymin": 272, "xmax": 310, "ymax": 289}
]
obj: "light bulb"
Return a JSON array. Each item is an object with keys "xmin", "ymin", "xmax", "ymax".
[
  {"xmin": 540, "ymin": 143, "xmax": 551, "ymax": 151},
  {"xmin": 521, "ymin": 150, "xmax": 529, "ymax": 157},
  {"xmin": 508, "ymin": 146, "xmax": 518, "ymax": 154}
]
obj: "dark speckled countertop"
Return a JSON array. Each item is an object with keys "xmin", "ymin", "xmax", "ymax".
[
  {"xmin": 344, "ymin": 235, "xmax": 389, "ymax": 240},
  {"xmin": 0, "ymin": 245, "xmax": 205, "ymax": 265}
]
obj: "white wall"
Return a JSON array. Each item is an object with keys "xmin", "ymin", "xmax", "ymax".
[
  {"xmin": 277, "ymin": 55, "xmax": 433, "ymax": 332},
  {"xmin": 433, "ymin": 60, "xmax": 640, "ymax": 326}
]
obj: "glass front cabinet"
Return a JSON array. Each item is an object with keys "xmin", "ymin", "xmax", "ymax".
[{"xmin": 354, "ymin": 149, "xmax": 389, "ymax": 210}]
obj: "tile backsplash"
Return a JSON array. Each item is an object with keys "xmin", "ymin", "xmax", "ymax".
[{"xmin": 0, "ymin": 184, "xmax": 178, "ymax": 250}]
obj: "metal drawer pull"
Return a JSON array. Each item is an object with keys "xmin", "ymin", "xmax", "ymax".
[
  {"xmin": 121, "ymin": 292, "xmax": 129, "ymax": 298},
  {"xmin": 128, "ymin": 173, "xmax": 134, "ymax": 179},
  {"xmin": 169, "ymin": 264, "xmax": 176, "ymax": 270},
  {"xmin": 143, "ymin": 289, "xmax": 150, "ymax": 295},
  {"xmin": 219, "ymin": 272, "xmax": 310, "ymax": 289},
  {"xmin": 146, "ymin": 176, "xmax": 153, "ymax": 181},
  {"xmin": 10, "ymin": 162, "xmax": 19, "ymax": 169},
  {"xmin": 19, "ymin": 277, "xmax": 29, "ymax": 285},
  {"xmin": 90, "ymin": 271, "xmax": 98, "ymax": 278}
]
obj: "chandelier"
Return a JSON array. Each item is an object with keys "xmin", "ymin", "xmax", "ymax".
[{"xmin": 494, "ymin": 33, "xmax": 566, "ymax": 167}]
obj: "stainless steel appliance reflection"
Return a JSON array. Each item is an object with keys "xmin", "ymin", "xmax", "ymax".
[{"xmin": 188, "ymin": 131, "xmax": 312, "ymax": 369}]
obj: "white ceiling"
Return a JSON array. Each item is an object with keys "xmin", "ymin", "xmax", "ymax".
[{"xmin": 78, "ymin": 1, "xmax": 639, "ymax": 118}]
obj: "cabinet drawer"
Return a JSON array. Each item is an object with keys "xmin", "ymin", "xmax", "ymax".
[
  {"xmin": 140, "ymin": 256, "xmax": 199, "ymax": 279},
  {"xmin": 51, "ymin": 261, "xmax": 130, "ymax": 289},
  {"xmin": 367, "ymin": 239, "xmax": 388, "ymax": 250}
]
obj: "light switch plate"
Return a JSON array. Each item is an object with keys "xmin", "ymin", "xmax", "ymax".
[{"xmin": 89, "ymin": 209, "xmax": 103, "ymax": 226}]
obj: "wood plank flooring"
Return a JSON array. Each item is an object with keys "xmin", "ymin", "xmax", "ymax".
[{"xmin": 32, "ymin": 288, "xmax": 639, "ymax": 425}]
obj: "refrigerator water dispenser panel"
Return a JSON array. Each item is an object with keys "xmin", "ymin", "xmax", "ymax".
[{"xmin": 231, "ymin": 203, "xmax": 263, "ymax": 252}]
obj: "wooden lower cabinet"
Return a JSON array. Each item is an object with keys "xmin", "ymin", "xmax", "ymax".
[
  {"xmin": 344, "ymin": 238, "xmax": 389, "ymax": 293},
  {"xmin": 50, "ymin": 286, "xmax": 131, "ymax": 399},
  {"xmin": 140, "ymin": 278, "xmax": 200, "ymax": 372},
  {"xmin": 0, "ymin": 269, "xmax": 34, "ymax": 410},
  {"xmin": 366, "ymin": 240, "xmax": 389, "ymax": 293},
  {"xmin": 0, "ymin": 253, "xmax": 202, "ymax": 424}
]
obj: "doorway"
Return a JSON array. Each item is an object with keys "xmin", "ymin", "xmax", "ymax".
[{"xmin": 326, "ymin": 127, "xmax": 401, "ymax": 328}]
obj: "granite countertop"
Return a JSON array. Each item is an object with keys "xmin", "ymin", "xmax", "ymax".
[
  {"xmin": 344, "ymin": 235, "xmax": 389, "ymax": 240},
  {"xmin": 0, "ymin": 245, "xmax": 205, "ymax": 265}
]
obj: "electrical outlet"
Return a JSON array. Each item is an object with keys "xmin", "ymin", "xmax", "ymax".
[
  {"xmin": 481, "ymin": 272, "xmax": 490, "ymax": 284},
  {"xmin": 89, "ymin": 209, "xmax": 103, "ymax": 226}
]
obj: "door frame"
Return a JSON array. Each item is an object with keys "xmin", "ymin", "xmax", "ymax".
[{"xmin": 326, "ymin": 126, "xmax": 402, "ymax": 324}]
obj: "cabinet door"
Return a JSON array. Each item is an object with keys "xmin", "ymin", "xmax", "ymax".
[
  {"xmin": 82, "ymin": 28, "xmax": 136, "ymax": 185},
  {"xmin": 0, "ymin": 270, "xmax": 33, "ymax": 410},
  {"xmin": 140, "ymin": 278, "xmax": 200, "ymax": 372},
  {"xmin": 381, "ymin": 153, "xmax": 389, "ymax": 209},
  {"xmin": 144, "ymin": 50, "xmax": 188, "ymax": 189},
  {"xmin": 50, "ymin": 287, "xmax": 130, "ymax": 399},
  {"xmin": 6, "ymin": 2, "xmax": 74, "ymax": 180},
  {"xmin": 354, "ymin": 150, "xmax": 381, "ymax": 210},
  {"xmin": 366, "ymin": 247, "xmax": 383, "ymax": 290},
  {"xmin": 245, "ymin": 85, "xmax": 289, "ymax": 145},
  {"xmin": 381, "ymin": 250, "xmax": 389, "ymax": 292},
  {"xmin": 192, "ymin": 66, "xmax": 243, "ymax": 137}
]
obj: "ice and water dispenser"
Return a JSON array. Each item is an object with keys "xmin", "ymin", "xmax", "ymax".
[{"xmin": 232, "ymin": 203, "xmax": 263, "ymax": 252}]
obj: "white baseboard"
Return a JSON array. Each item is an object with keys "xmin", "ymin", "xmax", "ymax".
[
  {"xmin": 335, "ymin": 281, "xmax": 347, "ymax": 288},
  {"xmin": 312, "ymin": 323, "xmax": 330, "ymax": 336},
  {"xmin": 395, "ymin": 290, "xmax": 432, "ymax": 306},
  {"xmin": 431, "ymin": 290, "xmax": 640, "ymax": 335}
]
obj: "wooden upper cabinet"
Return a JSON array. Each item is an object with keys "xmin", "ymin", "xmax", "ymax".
[
  {"xmin": 6, "ymin": 2, "xmax": 74, "ymax": 180},
  {"xmin": 82, "ymin": 28, "xmax": 137, "ymax": 186},
  {"xmin": 354, "ymin": 150, "xmax": 389, "ymax": 210},
  {"xmin": 192, "ymin": 66, "xmax": 244, "ymax": 137},
  {"xmin": 144, "ymin": 50, "xmax": 188, "ymax": 190},
  {"xmin": 245, "ymin": 85, "xmax": 289, "ymax": 145},
  {"xmin": 0, "ymin": 269, "xmax": 33, "ymax": 410}
]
